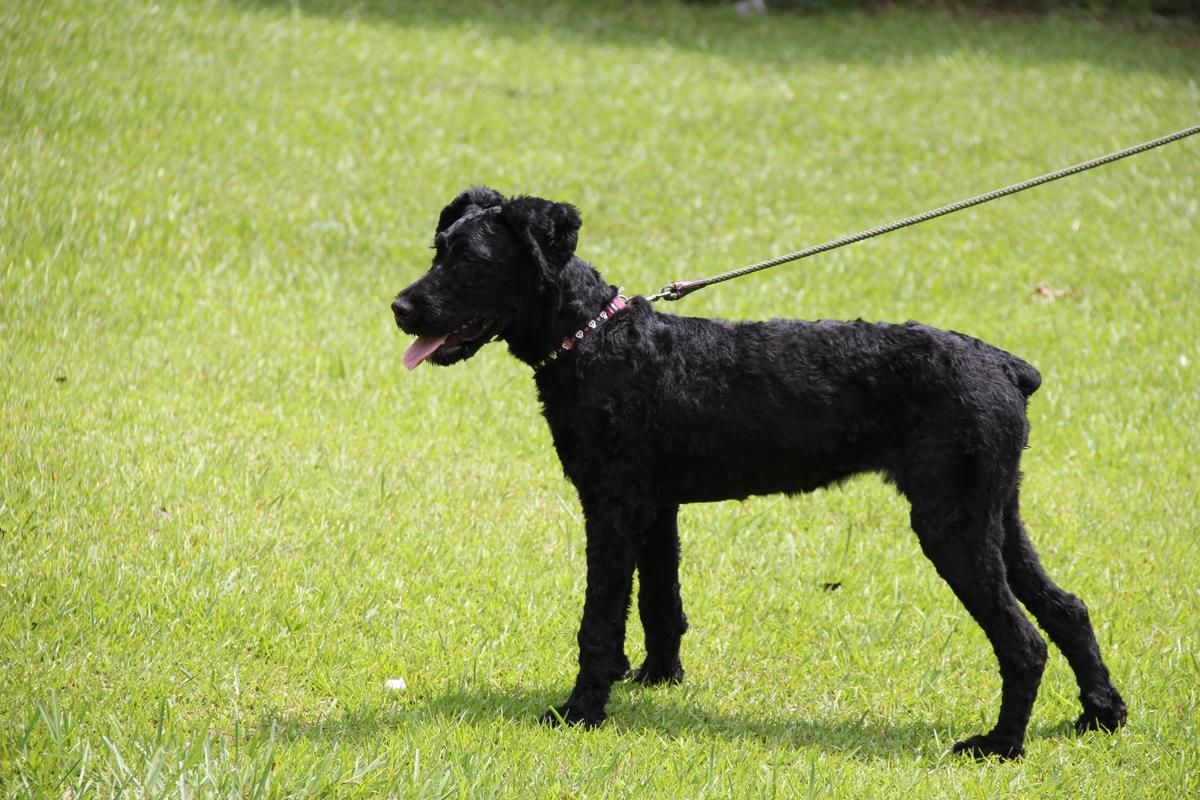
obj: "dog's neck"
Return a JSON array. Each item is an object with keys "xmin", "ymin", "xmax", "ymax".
[{"xmin": 505, "ymin": 257, "xmax": 619, "ymax": 368}]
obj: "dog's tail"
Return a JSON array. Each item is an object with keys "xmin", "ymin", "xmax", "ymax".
[
  {"xmin": 1004, "ymin": 354, "xmax": 1042, "ymax": 397},
  {"xmin": 948, "ymin": 328, "xmax": 1042, "ymax": 398}
]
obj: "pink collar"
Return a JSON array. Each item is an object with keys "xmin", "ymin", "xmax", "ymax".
[{"xmin": 532, "ymin": 292, "xmax": 627, "ymax": 372}]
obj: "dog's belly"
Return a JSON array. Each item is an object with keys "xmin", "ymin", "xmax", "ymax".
[{"xmin": 656, "ymin": 450, "xmax": 870, "ymax": 504}]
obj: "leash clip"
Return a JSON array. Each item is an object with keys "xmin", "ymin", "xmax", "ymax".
[{"xmin": 647, "ymin": 279, "xmax": 706, "ymax": 303}]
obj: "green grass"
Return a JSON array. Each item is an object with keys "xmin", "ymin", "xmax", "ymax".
[{"xmin": 2, "ymin": 0, "xmax": 1198, "ymax": 796}]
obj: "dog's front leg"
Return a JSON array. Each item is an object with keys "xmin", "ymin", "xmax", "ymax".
[
  {"xmin": 541, "ymin": 502, "xmax": 644, "ymax": 729},
  {"xmin": 631, "ymin": 504, "xmax": 687, "ymax": 685}
]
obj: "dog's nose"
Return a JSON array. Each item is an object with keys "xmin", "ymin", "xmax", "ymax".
[{"xmin": 391, "ymin": 294, "xmax": 414, "ymax": 322}]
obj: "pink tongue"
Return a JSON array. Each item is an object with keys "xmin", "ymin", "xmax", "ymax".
[{"xmin": 404, "ymin": 333, "xmax": 449, "ymax": 370}]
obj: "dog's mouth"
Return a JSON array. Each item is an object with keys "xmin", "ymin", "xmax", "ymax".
[{"xmin": 403, "ymin": 317, "xmax": 500, "ymax": 369}]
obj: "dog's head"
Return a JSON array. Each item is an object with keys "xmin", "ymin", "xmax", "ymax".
[{"xmin": 391, "ymin": 186, "xmax": 582, "ymax": 369}]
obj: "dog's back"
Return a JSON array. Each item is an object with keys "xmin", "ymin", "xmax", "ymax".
[{"xmin": 546, "ymin": 302, "xmax": 1039, "ymax": 505}]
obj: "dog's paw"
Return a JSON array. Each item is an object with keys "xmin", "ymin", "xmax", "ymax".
[
  {"xmin": 952, "ymin": 734, "xmax": 1025, "ymax": 761},
  {"xmin": 539, "ymin": 703, "xmax": 605, "ymax": 730},
  {"xmin": 1075, "ymin": 697, "xmax": 1127, "ymax": 734},
  {"xmin": 628, "ymin": 658, "xmax": 684, "ymax": 686}
]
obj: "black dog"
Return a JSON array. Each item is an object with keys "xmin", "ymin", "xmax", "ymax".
[{"xmin": 391, "ymin": 187, "xmax": 1127, "ymax": 759}]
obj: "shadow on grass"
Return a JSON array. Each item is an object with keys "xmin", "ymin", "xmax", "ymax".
[
  {"xmin": 231, "ymin": 0, "xmax": 1197, "ymax": 76},
  {"xmin": 265, "ymin": 681, "xmax": 958, "ymax": 761},
  {"xmin": 263, "ymin": 678, "xmax": 1103, "ymax": 761}
]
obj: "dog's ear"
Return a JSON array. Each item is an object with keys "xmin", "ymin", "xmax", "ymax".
[
  {"xmin": 500, "ymin": 195, "xmax": 582, "ymax": 274},
  {"xmin": 437, "ymin": 186, "xmax": 506, "ymax": 234}
]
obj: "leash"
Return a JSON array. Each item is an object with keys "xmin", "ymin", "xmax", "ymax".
[{"xmin": 646, "ymin": 125, "xmax": 1200, "ymax": 303}]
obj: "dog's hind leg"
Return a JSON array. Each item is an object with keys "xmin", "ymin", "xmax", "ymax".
[
  {"xmin": 1001, "ymin": 498, "xmax": 1127, "ymax": 734},
  {"xmin": 910, "ymin": 501, "xmax": 1048, "ymax": 760},
  {"xmin": 631, "ymin": 504, "xmax": 688, "ymax": 686}
]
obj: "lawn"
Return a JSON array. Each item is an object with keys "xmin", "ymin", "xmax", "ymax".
[{"xmin": 2, "ymin": 0, "xmax": 1198, "ymax": 796}]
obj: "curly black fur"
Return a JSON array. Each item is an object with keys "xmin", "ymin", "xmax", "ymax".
[{"xmin": 391, "ymin": 187, "xmax": 1127, "ymax": 759}]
